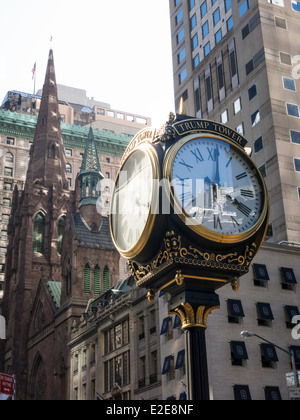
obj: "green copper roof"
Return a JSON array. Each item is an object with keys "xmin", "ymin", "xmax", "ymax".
[
  {"xmin": 0, "ymin": 109, "xmax": 130, "ymax": 157},
  {"xmin": 47, "ymin": 281, "xmax": 62, "ymax": 309},
  {"xmin": 80, "ymin": 127, "xmax": 101, "ymax": 174}
]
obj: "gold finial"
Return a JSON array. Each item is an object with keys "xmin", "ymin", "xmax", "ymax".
[
  {"xmin": 147, "ymin": 289, "xmax": 155, "ymax": 303},
  {"xmin": 178, "ymin": 97, "xmax": 187, "ymax": 115},
  {"xmin": 231, "ymin": 277, "xmax": 240, "ymax": 292},
  {"xmin": 175, "ymin": 270, "xmax": 184, "ymax": 286}
]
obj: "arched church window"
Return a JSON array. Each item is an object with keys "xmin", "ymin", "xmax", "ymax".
[
  {"xmin": 94, "ymin": 265, "xmax": 100, "ymax": 295},
  {"xmin": 33, "ymin": 213, "xmax": 46, "ymax": 254},
  {"xmin": 50, "ymin": 144, "xmax": 56, "ymax": 158},
  {"xmin": 57, "ymin": 216, "xmax": 66, "ymax": 256},
  {"xmin": 84, "ymin": 264, "xmax": 91, "ymax": 295},
  {"xmin": 103, "ymin": 266, "xmax": 110, "ymax": 293},
  {"xmin": 85, "ymin": 179, "xmax": 89, "ymax": 197}
]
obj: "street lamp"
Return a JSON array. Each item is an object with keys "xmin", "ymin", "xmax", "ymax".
[{"xmin": 240, "ymin": 331, "xmax": 300, "ymax": 389}]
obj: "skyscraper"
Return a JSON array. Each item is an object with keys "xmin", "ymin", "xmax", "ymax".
[{"xmin": 169, "ymin": 0, "xmax": 300, "ymax": 244}]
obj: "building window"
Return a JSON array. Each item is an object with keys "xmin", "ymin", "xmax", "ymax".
[
  {"xmin": 191, "ymin": 13, "xmax": 197, "ymax": 30},
  {"xmin": 248, "ymin": 84, "xmax": 257, "ymax": 100},
  {"xmin": 57, "ymin": 216, "xmax": 66, "ymax": 256},
  {"xmin": 254, "ymin": 136, "xmax": 263, "ymax": 153},
  {"xmin": 283, "ymin": 77, "xmax": 296, "ymax": 91},
  {"xmin": 292, "ymin": 0, "xmax": 300, "ymax": 11},
  {"xmin": 251, "ymin": 110, "xmax": 261, "ymax": 127},
  {"xmin": 176, "ymin": 9, "xmax": 183, "ymax": 25},
  {"xmin": 193, "ymin": 54, "xmax": 200, "ymax": 69},
  {"xmin": 234, "ymin": 98, "xmax": 242, "ymax": 115},
  {"xmin": 84, "ymin": 264, "xmax": 91, "ymax": 294},
  {"xmin": 177, "ymin": 28, "xmax": 184, "ymax": 44},
  {"xmin": 103, "ymin": 266, "xmax": 110, "ymax": 292},
  {"xmin": 192, "ymin": 33, "xmax": 198, "ymax": 50},
  {"xmin": 3, "ymin": 182, "xmax": 13, "ymax": 191},
  {"xmin": 257, "ymin": 302, "xmax": 274, "ymax": 327},
  {"xmin": 179, "ymin": 68, "xmax": 187, "ymax": 84},
  {"xmin": 65, "ymin": 149, "xmax": 72, "ymax": 157},
  {"xmin": 287, "ymin": 103, "xmax": 300, "ymax": 118},
  {"xmin": 201, "ymin": 0, "xmax": 207, "ymax": 18},
  {"xmin": 239, "ymin": 0, "xmax": 250, "ymax": 18},
  {"xmin": 236, "ymin": 123, "xmax": 244, "ymax": 136},
  {"xmin": 215, "ymin": 29, "xmax": 222, "ymax": 44},
  {"xmin": 221, "ymin": 110, "xmax": 228, "ymax": 124},
  {"xmin": 6, "ymin": 137, "xmax": 15, "ymax": 145},
  {"xmin": 261, "ymin": 344, "xmax": 278, "ymax": 368},
  {"xmin": 94, "ymin": 265, "xmax": 100, "ymax": 295},
  {"xmin": 33, "ymin": 213, "xmax": 46, "ymax": 254},
  {"xmin": 66, "ymin": 164, "xmax": 72, "ymax": 173},
  {"xmin": 178, "ymin": 48, "xmax": 186, "ymax": 64},
  {"xmin": 227, "ymin": 15, "xmax": 233, "ymax": 31},
  {"xmin": 4, "ymin": 167, "xmax": 13, "ymax": 177},
  {"xmin": 225, "ymin": 0, "xmax": 232, "ymax": 12},
  {"xmin": 231, "ymin": 341, "xmax": 248, "ymax": 366},
  {"xmin": 204, "ymin": 42, "xmax": 211, "ymax": 57},
  {"xmin": 291, "ymin": 130, "xmax": 300, "ymax": 144},
  {"xmin": 202, "ymin": 21, "xmax": 209, "ymax": 38},
  {"xmin": 280, "ymin": 52, "xmax": 292, "ymax": 66},
  {"xmin": 3, "ymin": 198, "xmax": 11, "ymax": 208},
  {"xmin": 5, "ymin": 152, "xmax": 14, "ymax": 163},
  {"xmin": 228, "ymin": 40, "xmax": 239, "ymax": 88},
  {"xmin": 213, "ymin": 8, "xmax": 221, "ymax": 26}
]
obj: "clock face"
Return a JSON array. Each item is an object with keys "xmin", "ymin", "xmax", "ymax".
[
  {"xmin": 168, "ymin": 135, "xmax": 267, "ymax": 242},
  {"xmin": 110, "ymin": 147, "xmax": 157, "ymax": 255}
]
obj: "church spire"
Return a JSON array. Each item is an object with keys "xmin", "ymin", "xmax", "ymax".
[
  {"xmin": 78, "ymin": 127, "xmax": 103, "ymax": 208},
  {"xmin": 27, "ymin": 49, "xmax": 68, "ymax": 190},
  {"xmin": 77, "ymin": 128, "xmax": 104, "ymax": 230}
]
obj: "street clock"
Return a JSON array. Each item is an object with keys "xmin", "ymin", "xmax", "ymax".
[{"xmin": 110, "ymin": 115, "xmax": 269, "ymax": 295}]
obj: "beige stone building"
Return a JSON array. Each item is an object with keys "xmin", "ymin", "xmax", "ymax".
[
  {"xmin": 169, "ymin": 0, "xmax": 300, "ymax": 244},
  {"xmin": 159, "ymin": 242, "xmax": 300, "ymax": 400}
]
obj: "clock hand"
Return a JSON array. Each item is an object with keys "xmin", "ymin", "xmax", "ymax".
[{"xmin": 214, "ymin": 145, "xmax": 221, "ymax": 186}]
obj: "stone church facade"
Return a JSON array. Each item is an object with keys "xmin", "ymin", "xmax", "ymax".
[{"xmin": 0, "ymin": 50, "xmax": 121, "ymax": 400}]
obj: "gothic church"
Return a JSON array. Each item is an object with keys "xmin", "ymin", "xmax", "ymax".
[{"xmin": 0, "ymin": 50, "xmax": 120, "ymax": 400}]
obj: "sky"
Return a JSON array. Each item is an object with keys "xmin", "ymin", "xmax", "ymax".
[{"xmin": 0, "ymin": 0, "xmax": 175, "ymax": 127}]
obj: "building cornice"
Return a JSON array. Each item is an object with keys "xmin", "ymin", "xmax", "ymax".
[{"xmin": 0, "ymin": 109, "xmax": 130, "ymax": 156}]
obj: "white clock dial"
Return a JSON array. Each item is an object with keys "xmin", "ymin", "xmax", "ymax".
[
  {"xmin": 171, "ymin": 136, "xmax": 265, "ymax": 239},
  {"xmin": 111, "ymin": 148, "xmax": 155, "ymax": 254}
]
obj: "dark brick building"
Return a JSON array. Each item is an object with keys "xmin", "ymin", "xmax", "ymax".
[{"xmin": 0, "ymin": 50, "xmax": 120, "ymax": 400}]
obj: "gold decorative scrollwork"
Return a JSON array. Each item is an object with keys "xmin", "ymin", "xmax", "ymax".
[
  {"xmin": 169, "ymin": 303, "xmax": 220, "ymax": 330},
  {"xmin": 128, "ymin": 231, "xmax": 257, "ymax": 285}
]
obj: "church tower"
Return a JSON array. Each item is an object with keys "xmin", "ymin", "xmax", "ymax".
[
  {"xmin": 77, "ymin": 127, "xmax": 104, "ymax": 231},
  {"xmin": 0, "ymin": 49, "xmax": 74, "ymax": 400}
]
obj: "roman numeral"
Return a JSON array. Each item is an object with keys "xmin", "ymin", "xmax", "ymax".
[
  {"xmin": 237, "ymin": 202, "xmax": 252, "ymax": 217},
  {"xmin": 231, "ymin": 217, "xmax": 240, "ymax": 227},
  {"xmin": 191, "ymin": 148, "xmax": 204, "ymax": 163},
  {"xmin": 241, "ymin": 189, "xmax": 254, "ymax": 198},
  {"xmin": 214, "ymin": 214, "xmax": 223, "ymax": 230},
  {"xmin": 207, "ymin": 147, "xmax": 216, "ymax": 161},
  {"xmin": 179, "ymin": 159, "xmax": 193, "ymax": 172},
  {"xmin": 236, "ymin": 172, "xmax": 247, "ymax": 181}
]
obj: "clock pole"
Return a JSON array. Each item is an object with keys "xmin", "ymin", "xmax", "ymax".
[
  {"xmin": 168, "ymin": 285, "xmax": 220, "ymax": 400},
  {"xmin": 185, "ymin": 325, "xmax": 209, "ymax": 400}
]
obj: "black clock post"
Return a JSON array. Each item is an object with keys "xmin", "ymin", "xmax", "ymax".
[{"xmin": 110, "ymin": 112, "xmax": 270, "ymax": 401}]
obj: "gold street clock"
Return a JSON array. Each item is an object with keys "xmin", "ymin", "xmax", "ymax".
[{"xmin": 110, "ymin": 115, "xmax": 269, "ymax": 294}]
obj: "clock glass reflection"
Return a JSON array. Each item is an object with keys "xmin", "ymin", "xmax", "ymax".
[{"xmin": 111, "ymin": 149, "xmax": 153, "ymax": 252}]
